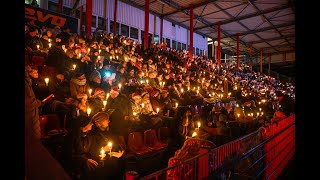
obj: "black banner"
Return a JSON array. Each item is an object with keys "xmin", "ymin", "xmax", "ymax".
[{"xmin": 25, "ymin": 4, "xmax": 79, "ymax": 33}]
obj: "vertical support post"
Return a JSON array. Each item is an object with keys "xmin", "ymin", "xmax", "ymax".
[
  {"xmin": 236, "ymin": 33, "xmax": 239, "ymax": 70},
  {"xmin": 113, "ymin": 0, "xmax": 118, "ymax": 35},
  {"xmin": 268, "ymin": 52, "xmax": 271, "ymax": 76},
  {"xmin": 58, "ymin": 0, "xmax": 63, "ymax": 14},
  {"xmin": 160, "ymin": 16, "xmax": 164, "ymax": 43},
  {"xmin": 250, "ymin": 42, "xmax": 253, "ymax": 71},
  {"xmin": 144, "ymin": 0, "xmax": 150, "ymax": 50},
  {"xmin": 86, "ymin": 0, "xmax": 92, "ymax": 36},
  {"xmin": 189, "ymin": 4, "xmax": 194, "ymax": 61},
  {"xmin": 217, "ymin": 21, "xmax": 221, "ymax": 66},
  {"xmin": 260, "ymin": 48, "xmax": 263, "ymax": 74}
]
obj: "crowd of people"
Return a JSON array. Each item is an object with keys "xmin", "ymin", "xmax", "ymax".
[{"xmin": 25, "ymin": 20, "xmax": 295, "ymax": 179}]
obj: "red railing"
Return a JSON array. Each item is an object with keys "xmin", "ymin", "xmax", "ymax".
[{"xmin": 140, "ymin": 115, "xmax": 295, "ymax": 180}]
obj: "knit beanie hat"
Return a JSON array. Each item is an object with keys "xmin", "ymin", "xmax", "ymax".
[{"xmin": 91, "ymin": 112, "xmax": 110, "ymax": 123}]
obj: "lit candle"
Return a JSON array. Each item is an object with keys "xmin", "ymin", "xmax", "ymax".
[
  {"xmin": 73, "ymin": 64, "xmax": 76, "ymax": 70},
  {"xmin": 48, "ymin": 39, "xmax": 51, "ymax": 43},
  {"xmin": 175, "ymin": 102, "xmax": 178, "ymax": 108},
  {"xmin": 48, "ymin": 43, "xmax": 52, "ymax": 48},
  {"xmin": 133, "ymin": 112, "xmax": 137, "ymax": 116},
  {"xmin": 109, "ymin": 56, "xmax": 112, "ymax": 60},
  {"xmin": 141, "ymin": 103, "xmax": 145, "ymax": 108},
  {"xmin": 180, "ymin": 88, "xmax": 184, "ymax": 93},
  {"xmin": 196, "ymin": 90, "xmax": 199, "ymax": 95},
  {"xmin": 64, "ymin": 49, "xmax": 67, "ymax": 53},
  {"xmin": 257, "ymin": 112, "xmax": 260, "ymax": 116},
  {"xmin": 107, "ymin": 141, "xmax": 112, "ymax": 157},
  {"xmin": 251, "ymin": 113, "xmax": 253, "ymax": 117},
  {"xmin": 88, "ymin": 89, "xmax": 92, "ymax": 95},
  {"xmin": 99, "ymin": 49, "xmax": 101, "ymax": 54},
  {"xmin": 197, "ymin": 122, "xmax": 201, "ymax": 128},
  {"xmin": 116, "ymin": 56, "xmax": 118, "ymax": 60},
  {"xmin": 146, "ymin": 80, "xmax": 149, "ymax": 84},
  {"xmin": 87, "ymin": 108, "xmax": 91, "ymax": 116},
  {"xmin": 259, "ymin": 108, "xmax": 262, "ymax": 112},
  {"xmin": 118, "ymin": 83, "xmax": 122, "ymax": 89},
  {"xmin": 88, "ymin": 48, "xmax": 90, "ymax": 53},
  {"xmin": 37, "ymin": 44, "xmax": 40, "ymax": 50},
  {"xmin": 261, "ymin": 112, "xmax": 264, "ymax": 116},
  {"xmin": 103, "ymin": 100, "xmax": 107, "ymax": 109},
  {"xmin": 44, "ymin": 78, "xmax": 49, "ymax": 86},
  {"xmin": 237, "ymin": 113, "xmax": 240, "ymax": 118},
  {"xmin": 187, "ymin": 87, "xmax": 190, "ymax": 91},
  {"xmin": 156, "ymin": 108, "xmax": 160, "ymax": 114},
  {"xmin": 106, "ymin": 93, "xmax": 110, "ymax": 99},
  {"xmin": 100, "ymin": 147, "xmax": 106, "ymax": 160},
  {"xmin": 192, "ymin": 131, "xmax": 197, "ymax": 137}
]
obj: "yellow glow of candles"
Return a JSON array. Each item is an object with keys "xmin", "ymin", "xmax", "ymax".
[
  {"xmin": 197, "ymin": 86, "xmax": 200, "ymax": 90},
  {"xmin": 181, "ymin": 88, "xmax": 184, "ymax": 93},
  {"xmin": 78, "ymin": 53, "xmax": 81, "ymax": 58},
  {"xmin": 141, "ymin": 103, "xmax": 145, "ymax": 108},
  {"xmin": 98, "ymin": 56, "xmax": 100, "ymax": 60},
  {"xmin": 133, "ymin": 112, "xmax": 137, "ymax": 116},
  {"xmin": 215, "ymin": 84, "xmax": 217, "ymax": 87},
  {"xmin": 73, "ymin": 64, "xmax": 76, "ymax": 70},
  {"xmin": 87, "ymin": 108, "xmax": 91, "ymax": 116},
  {"xmin": 109, "ymin": 56, "xmax": 112, "ymax": 60},
  {"xmin": 100, "ymin": 147, "xmax": 106, "ymax": 160},
  {"xmin": 99, "ymin": 49, "xmax": 101, "ymax": 54},
  {"xmin": 192, "ymin": 132, "xmax": 197, "ymax": 137},
  {"xmin": 236, "ymin": 104, "xmax": 239, "ymax": 107},
  {"xmin": 187, "ymin": 87, "xmax": 190, "ymax": 91},
  {"xmin": 175, "ymin": 102, "xmax": 178, "ymax": 108},
  {"xmin": 142, "ymin": 72, "xmax": 144, "ymax": 77},
  {"xmin": 196, "ymin": 90, "xmax": 199, "ymax": 95},
  {"xmin": 156, "ymin": 108, "xmax": 160, "ymax": 114},
  {"xmin": 64, "ymin": 49, "xmax": 67, "ymax": 53},
  {"xmin": 261, "ymin": 112, "xmax": 264, "ymax": 115},
  {"xmin": 48, "ymin": 39, "xmax": 51, "ymax": 42},
  {"xmin": 88, "ymin": 48, "xmax": 90, "ymax": 52},
  {"xmin": 44, "ymin": 78, "xmax": 49, "ymax": 86},
  {"xmin": 107, "ymin": 141, "xmax": 112, "ymax": 157},
  {"xmin": 248, "ymin": 114, "xmax": 250, "ymax": 116},
  {"xmin": 258, "ymin": 102, "xmax": 261, "ymax": 105},
  {"xmin": 103, "ymin": 100, "xmax": 107, "ymax": 108},
  {"xmin": 257, "ymin": 112, "xmax": 260, "ymax": 116},
  {"xmin": 106, "ymin": 93, "xmax": 110, "ymax": 99},
  {"xmin": 251, "ymin": 113, "xmax": 253, "ymax": 117},
  {"xmin": 228, "ymin": 92, "xmax": 231, "ymax": 96},
  {"xmin": 237, "ymin": 113, "xmax": 240, "ymax": 118},
  {"xmin": 146, "ymin": 80, "xmax": 149, "ymax": 84},
  {"xmin": 118, "ymin": 83, "xmax": 122, "ymax": 89},
  {"xmin": 162, "ymin": 82, "xmax": 165, "ymax": 86},
  {"xmin": 261, "ymin": 99, "xmax": 266, "ymax": 103},
  {"xmin": 37, "ymin": 45, "xmax": 40, "ymax": 49},
  {"xmin": 88, "ymin": 89, "xmax": 92, "ymax": 95},
  {"xmin": 48, "ymin": 43, "xmax": 52, "ymax": 48},
  {"xmin": 197, "ymin": 122, "xmax": 201, "ymax": 128},
  {"xmin": 259, "ymin": 108, "xmax": 262, "ymax": 112},
  {"xmin": 116, "ymin": 56, "xmax": 118, "ymax": 59}
]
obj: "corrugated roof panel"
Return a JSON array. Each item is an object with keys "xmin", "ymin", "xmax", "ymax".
[
  {"xmin": 252, "ymin": 42, "xmax": 269, "ymax": 48},
  {"xmin": 193, "ymin": 4, "xmax": 208, "ymax": 16},
  {"xmin": 255, "ymin": 2, "xmax": 284, "ymax": 11},
  {"xmin": 237, "ymin": 4, "xmax": 257, "ymax": 16},
  {"xmin": 224, "ymin": 4, "xmax": 249, "ymax": 17},
  {"xmin": 222, "ymin": 22, "xmax": 248, "ymax": 34},
  {"xmin": 215, "ymin": 1, "xmax": 243, "ymax": 9},
  {"xmin": 203, "ymin": 11, "xmax": 230, "ymax": 22},
  {"xmin": 132, "ymin": 0, "xmax": 145, "ymax": 6},
  {"xmin": 270, "ymin": 14, "xmax": 295, "ymax": 24},
  {"xmin": 201, "ymin": 3, "xmax": 221, "ymax": 16},
  {"xmin": 239, "ymin": 16, "xmax": 266, "ymax": 30},
  {"xmin": 173, "ymin": 0, "xmax": 205, "ymax": 8},
  {"xmin": 268, "ymin": 39, "xmax": 287, "ymax": 46},
  {"xmin": 255, "ymin": 29, "xmax": 280, "ymax": 39},
  {"xmin": 240, "ymin": 34, "xmax": 263, "ymax": 43}
]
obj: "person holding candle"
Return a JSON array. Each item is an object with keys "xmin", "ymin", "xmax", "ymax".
[
  {"xmin": 25, "ymin": 65, "xmax": 44, "ymax": 140},
  {"xmin": 88, "ymin": 88, "xmax": 106, "ymax": 114},
  {"xmin": 69, "ymin": 72, "xmax": 90, "ymax": 100}
]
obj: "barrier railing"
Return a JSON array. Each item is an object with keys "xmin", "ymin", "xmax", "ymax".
[{"xmin": 140, "ymin": 115, "xmax": 295, "ymax": 180}]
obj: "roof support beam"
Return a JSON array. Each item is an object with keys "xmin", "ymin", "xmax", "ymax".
[
  {"xmin": 194, "ymin": 4, "xmax": 291, "ymax": 31},
  {"xmin": 163, "ymin": 0, "xmax": 219, "ymax": 16},
  {"xmin": 251, "ymin": 34, "xmax": 295, "ymax": 44}
]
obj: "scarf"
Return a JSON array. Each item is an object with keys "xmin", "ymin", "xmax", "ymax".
[{"xmin": 71, "ymin": 77, "xmax": 87, "ymax": 86}]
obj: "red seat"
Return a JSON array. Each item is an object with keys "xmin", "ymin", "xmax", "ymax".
[
  {"xmin": 144, "ymin": 129, "xmax": 167, "ymax": 151},
  {"xmin": 39, "ymin": 114, "xmax": 66, "ymax": 139},
  {"xmin": 128, "ymin": 132, "xmax": 153, "ymax": 157},
  {"xmin": 32, "ymin": 55, "xmax": 46, "ymax": 66},
  {"xmin": 157, "ymin": 126, "xmax": 170, "ymax": 143}
]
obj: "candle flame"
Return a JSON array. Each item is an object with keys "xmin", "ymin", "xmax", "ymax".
[
  {"xmin": 192, "ymin": 132, "xmax": 197, "ymax": 137},
  {"xmin": 87, "ymin": 108, "xmax": 91, "ymax": 116}
]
